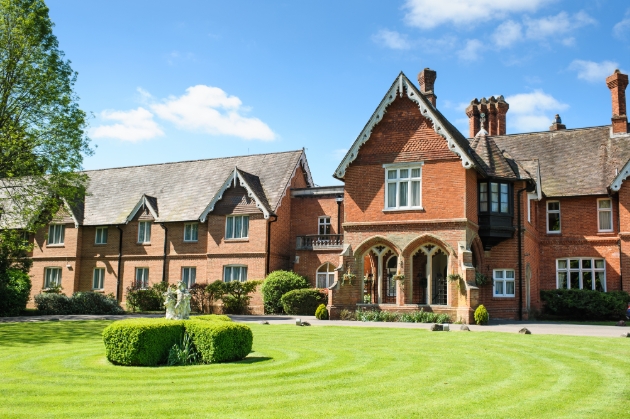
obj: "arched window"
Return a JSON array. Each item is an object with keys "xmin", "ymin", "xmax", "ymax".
[{"xmin": 316, "ymin": 263, "xmax": 335, "ymax": 288}]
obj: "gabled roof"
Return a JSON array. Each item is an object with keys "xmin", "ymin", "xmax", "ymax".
[
  {"xmin": 469, "ymin": 134, "xmax": 518, "ymax": 179},
  {"xmin": 125, "ymin": 194, "xmax": 159, "ymax": 223},
  {"xmin": 81, "ymin": 150, "xmax": 312, "ymax": 225},
  {"xmin": 492, "ymin": 125, "xmax": 630, "ymax": 197},
  {"xmin": 333, "ymin": 72, "xmax": 476, "ymax": 179}
]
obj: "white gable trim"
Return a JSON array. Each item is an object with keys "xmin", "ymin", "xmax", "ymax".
[
  {"xmin": 610, "ymin": 158, "xmax": 630, "ymax": 192},
  {"xmin": 334, "ymin": 73, "xmax": 475, "ymax": 179},
  {"xmin": 125, "ymin": 195, "xmax": 158, "ymax": 224},
  {"xmin": 199, "ymin": 168, "xmax": 271, "ymax": 222},
  {"xmin": 275, "ymin": 150, "xmax": 315, "ymax": 212},
  {"xmin": 61, "ymin": 198, "xmax": 80, "ymax": 228}
]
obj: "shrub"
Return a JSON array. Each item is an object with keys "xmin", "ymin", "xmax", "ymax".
[
  {"xmin": 315, "ymin": 304, "xmax": 329, "ymax": 320},
  {"xmin": 355, "ymin": 308, "xmax": 451, "ymax": 323},
  {"xmin": 184, "ymin": 319, "xmax": 253, "ymax": 363},
  {"xmin": 193, "ymin": 314, "xmax": 232, "ymax": 322},
  {"xmin": 125, "ymin": 282, "xmax": 166, "ymax": 312},
  {"xmin": 280, "ymin": 288, "xmax": 326, "ymax": 315},
  {"xmin": 0, "ymin": 270, "xmax": 32, "ymax": 317},
  {"xmin": 34, "ymin": 291, "xmax": 123, "ymax": 315},
  {"xmin": 221, "ymin": 280, "xmax": 261, "ymax": 315},
  {"xmin": 339, "ymin": 309, "xmax": 356, "ymax": 321},
  {"xmin": 540, "ymin": 289, "xmax": 630, "ymax": 320},
  {"xmin": 474, "ymin": 305, "xmax": 489, "ymax": 325},
  {"xmin": 261, "ymin": 270, "xmax": 308, "ymax": 314},
  {"xmin": 102, "ymin": 319, "xmax": 185, "ymax": 366},
  {"xmin": 34, "ymin": 293, "xmax": 73, "ymax": 314}
]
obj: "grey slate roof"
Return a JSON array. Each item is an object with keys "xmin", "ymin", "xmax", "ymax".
[
  {"xmin": 80, "ymin": 150, "xmax": 308, "ymax": 225},
  {"xmin": 491, "ymin": 126, "xmax": 630, "ymax": 197},
  {"xmin": 469, "ymin": 134, "xmax": 519, "ymax": 179}
]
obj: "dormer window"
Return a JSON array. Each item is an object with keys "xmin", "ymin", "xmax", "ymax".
[
  {"xmin": 383, "ymin": 163, "xmax": 423, "ymax": 210},
  {"xmin": 478, "ymin": 182, "xmax": 511, "ymax": 214}
]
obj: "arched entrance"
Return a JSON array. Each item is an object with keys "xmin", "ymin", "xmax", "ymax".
[
  {"xmin": 410, "ymin": 244, "xmax": 449, "ymax": 306},
  {"xmin": 361, "ymin": 244, "xmax": 398, "ymax": 304}
]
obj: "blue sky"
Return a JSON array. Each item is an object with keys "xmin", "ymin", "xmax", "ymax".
[{"xmin": 48, "ymin": 0, "xmax": 630, "ymax": 186}]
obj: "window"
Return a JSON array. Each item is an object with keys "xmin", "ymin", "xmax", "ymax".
[
  {"xmin": 598, "ymin": 199, "xmax": 613, "ymax": 232},
  {"xmin": 48, "ymin": 224, "xmax": 65, "ymax": 245},
  {"xmin": 93, "ymin": 268, "xmax": 105, "ymax": 290},
  {"xmin": 546, "ymin": 201, "xmax": 560, "ymax": 233},
  {"xmin": 135, "ymin": 268, "xmax": 149, "ymax": 288},
  {"xmin": 316, "ymin": 263, "xmax": 335, "ymax": 288},
  {"xmin": 384, "ymin": 165, "xmax": 422, "ymax": 210},
  {"xmin": 44, "ymin": 267, "xmax": 62, "ymax": 288},
  {"xmin": 493, "ymin": 269, "xmax": 515, "ymax": 297},
  {"xmin": 182, "ymin": 267, "xmax": 196, "ymax": 288},
  {"xmin": 479, "ymin": 182, "xmax": 510, "ymax": 214},
  {"xmin": 224, "ymin": 265, "xmax": 247, "ymax": 282},
  {"xmin": 226, "ymin": 215, "xmax": 249, "ymax": 239},
  {"xmin": 556, "ymin": 258, "xmax": 606, "ymax": 291},
  {"xmin": 184, "ymin": 223, "xmax": 198, "ymax": 242},
  {"xmin": 138, "ymin": 221, "xmax": 151, "ymax": 243},
  {"xmin": 20, "ymin": 231, "xmax": 30, "ymax": 243},
  {"xmin": 95, "ymin": 227, "xmax": 108, "ymax": 244},
  {"xmin": 318, "ymin": 217, "xmax": 331, "ymax": 235}
]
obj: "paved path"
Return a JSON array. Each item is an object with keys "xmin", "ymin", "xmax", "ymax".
[{"xmin": 2, "ymin": 313, "xmax": 628, "ymax": 338}]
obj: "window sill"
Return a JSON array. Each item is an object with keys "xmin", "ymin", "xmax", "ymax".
[
  {"xmin": 492, "ymin": 295, "xmax": 515, "ymax": 298},
  {"xmin": 93, "ymin": 243, "xmax": 108, "ymax": 246},
  {"xmin": 382, "ymin": 208, "xmax": 424, "ymax": 212},
  {"xmin": 91, "ymin": 289, "xmax": 105, "ymax": 293},
  {"xmin": 546, "ymin": 232, "xmax": 561, "ymax": 235},
  {"xmin": 597, "ymin": 231, "xmax": 614, "ymax": 234},
  {"xmin": 225, "ymin": 238, "xmax": 249, "ymax": 242},
  {"xmin": 137, "ymin": 242, "xmax": 151, "ymax": 245},
  {"xmin": 46, "ymin": 244, "xmax": 65, "ymax": 248},
  {"xmin": 183, "ymin": 240, "xmax": 199, "ymax": 243}
]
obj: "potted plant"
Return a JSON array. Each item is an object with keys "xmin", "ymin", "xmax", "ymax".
[
  {"xmin": 342, "ymin": 269, "xmax": 356, "ymax": 285},
  {"xmin": 475, "ymin": 271, "xmax": 489, "ymax": 287}
]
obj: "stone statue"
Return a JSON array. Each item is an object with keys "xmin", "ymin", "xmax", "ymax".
[{"xmin": 163, "ymin": 281, "xmax": 191, "ymax": 320}]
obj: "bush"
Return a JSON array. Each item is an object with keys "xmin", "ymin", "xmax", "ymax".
[
  {"xmin": 339, "ymin": 309, "xmax": 356, "ymax": 321},
  {"xmin": 125, "ymin": 282, "xmax": 166, "ymax": 312},
  {"xmin": 280, "ymin": 288, "xmax": 326, "ymax": 315},
  {"xmin": 102, "ymin": 318, "xmax": 185, "ymax": 366},
  {"xmin": 540, "ymin": 289, "xmax": 630, "ymax": 320},
  {"xmin": 221, "ymin": 280, "xmax": 261, "ymax": 315},
  {"xmin": 261, "ymin": 270, "xmax": 308, "ymax": 314},
  {"xmin": 34, "ymin": 291, "xmax": 123, "ymax": 315},
  {"xmin": 474, "ymin": 305, "xmax": 489, "ymax": 325},
  {"xmin": 184, "ymin": 320, "xmax": 253, "ymax": 363},
  {"xmin": 355, "ymin": 308, "xmax": 451, "ymax": 323},
  {"xmin": 0, "ymin": 270, "xmax": 32, "ymax": 316},
  {"xmin": 315, "ymin": 304, "xmax": 329, "ymax": 320},
  {"xmin": 193, "ymin": 314, "xmax": 232, "ymax": 322}
]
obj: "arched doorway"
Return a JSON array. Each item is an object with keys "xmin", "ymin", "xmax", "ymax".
[
  {"xmin": 410, "ymin": 244, "xmax": 449, "ymax": 306},
  {"xmin": 316, "ymin": 263, "xmax": 335, "ymax": 288},
  {"xmin": 360, "ymin": 243, "xmax": 398, "ymax": 305}
]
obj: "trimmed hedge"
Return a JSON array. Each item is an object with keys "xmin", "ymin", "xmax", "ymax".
[
  {"xmin": 102, "ymin": 319, "xmax": 185, "ymax": 366},
  {"xmin": 102, "ymin": 317, "xmax": 253, "ymax": 366},
  {"xmin": 280, "ymin": 288, "xmax": 326, "ymax": 315},
  {"xmin": 35, "ymin": 291, "xmax": 124, "ymax": 315},
  {"xmin": 184, "ymin": 320, "xmax": 253, "ymax": 363},
  {"xmin": 261, "ymin": 270, "xmax": 309, "ymax": 314},
  {"xmin": 540, "ymin": 289, "xmax": 630, "ymax": 320},
  {"xmin": 193, "ymin": 314, "xmax": 232, "ymax": 322}
]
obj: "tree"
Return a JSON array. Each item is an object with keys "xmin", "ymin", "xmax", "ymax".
[{"xmin": 0, "ymin": 0, "xmax": 91, "ymax": 315}]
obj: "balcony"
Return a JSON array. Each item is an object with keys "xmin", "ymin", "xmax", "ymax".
[{"xmin": 296, "ymin": 234, "xmax": 343, "ymax": 250}]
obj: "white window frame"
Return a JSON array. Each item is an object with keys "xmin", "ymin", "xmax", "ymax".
[
  {"xmin": 597, "ymin": 198, "xmax": 613, "ymax": 232},
  {"xmin": 95, "ymin": 227, "xmax": 108, "ymax": 245},
  {"xmin": 316, "ymin": 263, "xmax": 335, "ymax": 288},
  {"xmin": 224, "ymin": 265, "xmax": 247, "ymax": 283},
  {"xmin": 556, "ymin": 258, "xmax": 606, "ymax": 291},
  {"xmin": 527, "ymin": 193, "xmax": 537, "ymax": 224},
  {"xmin": 138, "ymin": 221, "xmax": 151, "ymax": 244},
  {"xmin": 225, "ymin": 215, "xmax": 249, "ymax": 239},
  {"xmin": 493, "ymin": 269, "xmax": 515, "ymax": 297},
  {"xmin": 383, "ymin": 163, "xmax": 423, "ymax": 211},
  {"xmin": 184, "ymin": 223, "xmax": 199, "ymax": 242},
  {"xmin": 318, "ymin": 216, "xmax": 331, "ymax": 235},
  {"xmin": 93, "ymin": 268, "xmax": 105, "ymax": 290},
  {"xmin": 135, "ymin": 267, "xmax": 149, "ymax": 289},
  {"xmin": 182, "ymin": 267, "xmax": 196, "ymax": 288},
  {"xmin": 48, "ymin": 224, "xmax": 65, "ymax": 245},
  {"xmin": 44, "ymin": 267, "xmax": 62, "ymax": 288},
  {"xmin": 546, "ymin": 201, "xmax": 561, "ymax": 234}
]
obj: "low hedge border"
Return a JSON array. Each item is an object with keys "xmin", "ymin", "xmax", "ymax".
[{"xmin": 102, "ymin": 317, "xmax": 252, "ymax": 366}]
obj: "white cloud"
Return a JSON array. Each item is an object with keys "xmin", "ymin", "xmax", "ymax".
[
  {"xmin": 505, "ymin": 90, "xmax": 568, "ymax": 132},
  {"xmin": 402, "ymin": 0, "xmax": 551, "ymax": 29},
  {"xmin": 372, "ymin": 29, "xmax": 411, "ymax": 50},
  {"xmin": 150, "ymin": 85, "xmax": 275, "ymax": 141},
  {"xmin": 493, "ymin": 20, "xmax": 523, "ymax": 48},
  {"xmin": 613, "ymin": 9, "xmax": 630, "ymax": 39},
  {"xmin": 568, "ymin": 60, "xmax": 620, "ymax": 83},
  {"xmin": 457, "ymin": 39, "xmax": 483, "ymax": 62},
  {"xmin": 91, "ymin": 107, "xmax": 164, "ymax": 142},
  {"xmin": 523, "ymin": 11, "xmax": 595, "ymax": 40}
]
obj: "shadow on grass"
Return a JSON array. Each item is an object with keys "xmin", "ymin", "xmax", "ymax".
[
  {"xmin": 235, "ymin": 356, "xmax": 273, "ymax": 364},
  {"xmin": 0, "ymin": 321, "xmax": 108, "ymax": 347}
]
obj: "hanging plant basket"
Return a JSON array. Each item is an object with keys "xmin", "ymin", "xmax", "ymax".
[
  {"xmin": 475, "ymin": 271, "xmax": 489, "ymax": 287},
  {"xmin": 393, "ymin": 274, "xmax": 405, "ymax": 282},
  {"xmin": 342, "ymin": 272, "xmax": 356, "ymax": 286},
  {"xmin": 447, "ymin": 273, "xmax": 463, "ymax": 283}
]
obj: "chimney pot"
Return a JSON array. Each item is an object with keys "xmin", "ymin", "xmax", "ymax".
[
  {"xmin": 418, "ymin": 68, "xmax": 437, "ymax": 107},
  {"xmin": 550, "ymin": 114, "xmax": 566, "ymax": 131},
  {"xmin": 466, "ymin": 95, "xmax": 509, "ymax": 137},
  {"xmin": 606, "ymin": 70, "xmax": 629, "ymax": 134}
]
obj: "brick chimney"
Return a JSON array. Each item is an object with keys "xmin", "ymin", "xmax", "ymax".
[
  {"xmin": 465, "ymin": 96, "xmax": 509, "ymax": 137},
  {"xmin": 549, "ymin": 114, "xmax": 566, "ymax": 131},
  {"xmin": 418, "ymin": 68, "xmax": 437, "ymax": 107},
  {"xmin": 606, "ymin": 69, "xmax": 629, "ymax": 134}
]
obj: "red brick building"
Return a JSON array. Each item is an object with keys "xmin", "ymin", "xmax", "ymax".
[{"xmin": 23, "ymin": 68, "xmax": 630, "ymax": 322}]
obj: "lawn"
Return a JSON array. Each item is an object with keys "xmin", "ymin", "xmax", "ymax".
[{"xmin": 1, "ymin": 321, "xmax": 629, "ymax": 418}]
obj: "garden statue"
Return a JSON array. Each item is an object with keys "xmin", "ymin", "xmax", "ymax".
[{"xmin": 163, "ymin": 281, "xmax": 191, "ymax": 320}]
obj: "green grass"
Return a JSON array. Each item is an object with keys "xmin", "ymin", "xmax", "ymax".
[{"xmin": 1, "ymin": 321, "xmax": 630, "ymax": 418}]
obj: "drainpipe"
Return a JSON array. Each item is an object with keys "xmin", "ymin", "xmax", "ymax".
[
  {"xmin": 160, "ymin": 223, "xmax": 168, "ymax": 283},
  {"xmin": 336, "ymin": 195, "xmax": 343, "ymax": 234},
  {"xmin": 617, "ymin": 196, "xmax": 623, "ymax": 291},
  {"xmin": 517, "ymin": 186, "xmax": 527, "ymax": 321},
  {"xmin": 116, "ymin": 225, "xmax": 123, "ymax": 301},
  {"xmin": 266, "ymin": 215, "xmax": 278, "ymax": 275}
]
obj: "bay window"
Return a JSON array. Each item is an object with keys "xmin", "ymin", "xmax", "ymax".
[{"xmin": 478, "ymin": 182, "xmax": 511, "ymax": 214}]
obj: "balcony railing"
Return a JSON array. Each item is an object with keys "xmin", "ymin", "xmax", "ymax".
[{"xmin": 296, "ymin": 234, "xmax": 343, "ymax": 250}]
